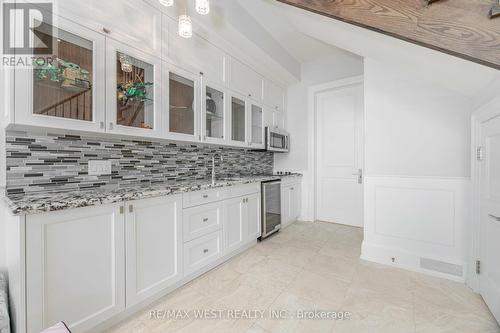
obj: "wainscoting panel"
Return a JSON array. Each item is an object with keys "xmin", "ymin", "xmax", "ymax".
[{"xmin": 362, "ymin": 176, "xmax": 471, "ymax": 281}]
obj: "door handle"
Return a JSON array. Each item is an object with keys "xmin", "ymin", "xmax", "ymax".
[
  {"xmin": 489, "ymin": 214, "xmax": 500, "ymax": 222},
  {"xmin": 352, "ymin": 169, "xmax": 363, "ymax": 184}
]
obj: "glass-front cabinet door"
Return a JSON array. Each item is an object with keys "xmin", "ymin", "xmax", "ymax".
[
  {"xmin": 15, "ymin": 14, "xmax": 105, "ymax": 132},
  {"xmin": 202, "ymin": 81, "xmax": 226, "ymax": 144},
  {"xmin": 249, "ymin": 103, "xmax": 264, "ymax": 148},
  {"xmin": 106, "ymin": 39, "xmax": 162, "ymax": 137},
  {"xmin": 230, "ymin": 94, "xmax": 247, "ymax": 146},
  {"xmin": 167, "ymin": 66, "xmax": 200, "ymax": 140}
]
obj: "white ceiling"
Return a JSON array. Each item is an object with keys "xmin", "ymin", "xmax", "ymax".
[
  {"xmin": 239, "ymin": 0, "xmax": 500, "ymax": 99},
  {"xmin": 237, "ymin": 0, "xmax": 354, "ymax": 64}
]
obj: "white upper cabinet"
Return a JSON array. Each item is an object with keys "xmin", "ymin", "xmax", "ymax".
[
  {"xmin": 228, "ymin": 57, "xmax": 263, "ymax": 102},
  {"xmin": 229, "ymin": 93, "xmax": 248, "ymax": 147},
  {"xmin": 263, "ymin": 79, "xmax": 285, "ymax": 112},
  {"xmin": 166, "ymin": 17, "xmax": 226, "ymax": 85},
  {"xmin": 14, "ymin": 12, "xmax": 106, "ymax": 133},
  {"xmin": 248, "ymin": 102, "xmax": 265, "ymax": 149},
  {"xmin": 274, "ymin": 110, "xmax": 286, "ymax": 129},
  {"xmin": 51, "ymin": 0, "xmax": 162, "ymax": 55},
  {"xmin": 166, "ymin": 64, "xmax": 201, "ymax": 141},
  {"xmin": 106, "ymin": 39, "xmax": 164, "ymax": 138},
  {"xmin": 202, "ymin": 79, "xmax": 227, "ymax": 145},
  {"xmin": 8, "ymin": 2, "xmax": 287, "ymax": 145}
]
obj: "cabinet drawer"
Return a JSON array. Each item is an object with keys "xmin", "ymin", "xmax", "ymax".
[
  {"xmin": 225, "ymin": 183, "xmax": 260, "ymax": 199},
  {"xmin": 281, "ymin": 177, "xmax": 301, "ymax": 187},
  {"xmin": 184, "ymin": 231, "xmax": 222, "ymax": 276},
  {"xmin": 183, "ymin": 189, "xmax": 222, "ymax": 208},
  {"xmin": 183, "ymin": 202, "xmax": 223, "ymax": 242}
]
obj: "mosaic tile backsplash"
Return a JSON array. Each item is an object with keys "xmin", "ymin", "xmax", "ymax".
[{"xmin": 6, "ymin": 130, "xmax": 274, "ymax": 195}]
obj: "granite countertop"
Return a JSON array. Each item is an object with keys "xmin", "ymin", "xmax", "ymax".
[{"xmin": 3, "ymin": 174, "xmax": 302, "ymax": 216}]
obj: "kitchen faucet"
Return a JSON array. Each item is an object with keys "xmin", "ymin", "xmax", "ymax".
[{"xmin": 211, "ymin": 153, "xmax": 223, "ymax": 185}]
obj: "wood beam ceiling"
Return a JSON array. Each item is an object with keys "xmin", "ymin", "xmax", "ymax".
[{"xmin": 276, "ymin": 0, "xmax": 500, "ymax": 70}]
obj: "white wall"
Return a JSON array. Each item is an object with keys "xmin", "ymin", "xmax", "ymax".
[
  {"xmin": 365, "ymin": 59, "xmax": 472, "ymax": 177},
  {"xmin": 362, "ymin": 58, "xmax": 474, "ymax": 281},
  {"xmin": 274, "ymin": 51, "xmax": 364, "ymax": 221}
]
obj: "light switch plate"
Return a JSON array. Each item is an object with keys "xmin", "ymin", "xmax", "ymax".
[{"xmin": 88, "ymin": 160, "xmax": 112, "ymax": 176}]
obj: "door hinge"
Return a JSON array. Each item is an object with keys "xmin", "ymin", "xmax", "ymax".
[
  {"xmin": 476, "ymin": 146, "xmax": 484, "ymax": 161},
  {"xmin": 476, "ymin": 260, "xmax": 481, "ymax": 274}
]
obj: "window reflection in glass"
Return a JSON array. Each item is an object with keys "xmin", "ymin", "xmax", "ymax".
[
  {"xmin": 33, "ymin": 23, "xmax": 93, "ymax": 121},
  {"xmin": 231, "ymin": 97, "xmax": 245, "ymax": 142},
  {"xmin": 116, "ymin": 52, "xmax": 154, "ymax": 129},
  {"xmin": 169, "ymin": 73, "xmax": 195, "ymax": 135}
]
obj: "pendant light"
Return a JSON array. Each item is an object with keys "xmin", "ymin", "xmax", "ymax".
[
  {"xmin": 178, "ymin": 14, "xmax": 193, "ymax": 38},
  {"xmin": 195, "ymin": 0, "xmax": 210, "ymax": 15},
  {"xmin": 119, "ymin": 53, "xmax": 133, "ymax": 73},
  {"xmin": 158, "ymin": 0, "xmax": 174, "ymax": 6}
]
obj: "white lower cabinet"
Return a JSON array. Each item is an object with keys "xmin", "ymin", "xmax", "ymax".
[
  {"xmin": 183, "ymin": 231, "xmax": 223, "ymax": 276},
  {"xmin": 125, "ymin": 196, "xmax": 183, "ymax": 308},
  {"xmin": 223, "ymin": 196, "xmax": 246, "ymax": 253},
  {"xmin": 282, "ymin": 180, "xmax": 302, "ymax": 226},
  {"xmin": 245, "ymin": 193, "xmax": 262, "ymax": 241},
  {"xmin": 183, "ymin": 202, "xmax": 223, "ymax": 242},
  {"xmin": 21, "ymin": 184, "xmax": 263, "ymax": 333},
  {"xmin": 223, "ymin": 192, "xmax": 261, "ymax": 253},
  {"xmin": 26, "ymin": 203, "xmax": 126, "ymax": 333}
]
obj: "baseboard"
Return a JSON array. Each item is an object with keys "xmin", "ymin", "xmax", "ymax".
[{"xmin": 361, "ymin": 241, "xmax": 467, "ymax": 283}]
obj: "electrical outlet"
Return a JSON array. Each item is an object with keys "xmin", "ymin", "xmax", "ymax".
[{"xmin": 88, "ymin": 160, "xmax": 112, "ymax": 176}]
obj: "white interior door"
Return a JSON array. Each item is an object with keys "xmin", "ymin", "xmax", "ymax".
[
  {"xmin": 479, "ymin": 115, "xmax": 500, "ymax": 324},
  {"xmin": 316, "ymin": 82, "xmax": 364, "ymax": 227}
]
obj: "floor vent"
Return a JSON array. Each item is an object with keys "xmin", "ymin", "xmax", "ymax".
[{"xmin": 420, "ymin": 258, "xmax": 463, "ymax": 277}]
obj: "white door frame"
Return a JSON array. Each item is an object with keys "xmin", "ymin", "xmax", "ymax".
[
  {"xmin": 307, "ymin": 75, "xmax": 364, "ymax": 224},
  {"xmin": 470, "ymin": 94, "xmax": 500, "ymax": 292}
]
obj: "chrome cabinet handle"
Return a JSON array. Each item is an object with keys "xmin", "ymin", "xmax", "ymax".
[{"xmin": 489, "ymin": 214, "xmax": 500, "ymax": 221}]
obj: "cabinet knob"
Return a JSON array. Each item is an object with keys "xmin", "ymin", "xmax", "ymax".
[
  {"xmin": 203, "ymin": 194, "xmax": 209, "ymax": 198},
  {"xmin": 203, "ymin": 218, "xmax": 209, "ymax": 222},
  {"xmin": 129, "ymin": 205, "xmax": 134, "ymax": 213},
  {"xmin": 203, "ymin": 249, "xmax": 209, "ymax": 254},
  {"xmin": 291, "ymin": 187, "xmax": 294, "ymax": 191},
  {"xmin": 102, "ymin": 27, "xmax": 111, "ymax": 34}
]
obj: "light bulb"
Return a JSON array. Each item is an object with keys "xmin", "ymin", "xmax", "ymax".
[
  {"xmin": 119, "ymin": 53, "xmax": 133, "ymax": 73},
  {"xmin": 178, "ymin": 14, "xmax": 193, "ymax": 38},
  {"xmin": 195, "ymin": 0, "xmax": 210, "ymax": 15},
  {"xmin": 158, "ymin": 0, "xmax": 174, "ymax": 7}
]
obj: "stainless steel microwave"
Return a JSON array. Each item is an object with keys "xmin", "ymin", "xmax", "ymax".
[{"xmin": 266, "ymin": 127, "xmax": 289, "ymax": 153}]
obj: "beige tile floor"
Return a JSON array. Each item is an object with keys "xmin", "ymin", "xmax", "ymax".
[{"xmin": 106, "ymin": 221, "xmax": 500, "ymax": 333}]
